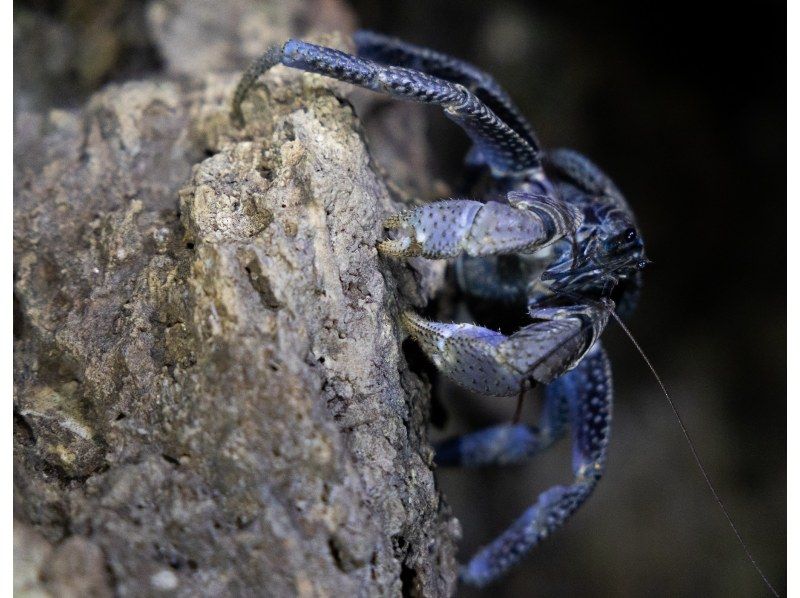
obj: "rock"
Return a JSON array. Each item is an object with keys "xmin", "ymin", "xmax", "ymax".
[
  {"xmin": 14, "ymin": 1, "xmax": 457, "ymax": 596},
  {"xmin": 14, "ymin": 521, "xmax": 112, "ymax": 597}
]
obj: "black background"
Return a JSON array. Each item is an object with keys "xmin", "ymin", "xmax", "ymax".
[{"xmin": 350, "ymin": 1, "xmax": 786, "ymax": 596}]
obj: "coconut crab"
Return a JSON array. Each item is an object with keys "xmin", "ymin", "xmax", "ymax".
[{"xmin": 231, "ymin": 30, "xmax": 648, "ymax": 587}]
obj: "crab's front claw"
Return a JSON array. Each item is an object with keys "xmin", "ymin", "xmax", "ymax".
[
  {"xmin": 401, "ymin": 310, "xmax": 516, "ymax": 396},
  {"xmin": 378, "ymin": 200, "xmax": 482, "ymax": 259},
  {"xmin": 378, "ymin": 195, "xmax": 580, "ymax": 260},
  {"xmin": 400, "ymin": 303, "xmax": 608, "ymax": 397},
  {"xmin": 375, "ymin": 212, "xmax": 423, "ymax": 257}
]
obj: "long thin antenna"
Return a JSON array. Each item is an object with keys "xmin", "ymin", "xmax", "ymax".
[{"xmin": 606, "ymin": 308, "xmax": 779, "ymax": 597}]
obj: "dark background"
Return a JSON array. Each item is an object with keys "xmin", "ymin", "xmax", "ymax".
[
  {"xmin": 350, "ymin": 1, "xmax": 786, "ymax": 596},
  {"xmin": 15, "ymin": 0, "xmax": 786, "ymax": 595}
]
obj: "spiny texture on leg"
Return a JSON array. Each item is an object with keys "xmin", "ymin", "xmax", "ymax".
[
  {"xmin": 353, "ymin": 30, "xmax": 540, "ymax": 153},
  {"xmin": 379, "ymin": 200, "xmax": 483, "ymax": 258},
  {"xmin": 461, "ymin": 343, "xmax": 613, "ymax": 586},
  {"xmin": 400, "ymin": 304, "xmax": 607, "ymax": 397},
  {"xmin": 233, "ymin": 39, "xmax": 540, "ymax": 175},
  {"xmin": 378, "ymin": 193, "xmax": 582, "ymax": 259},
  {"xmin": 496, "ymin": 304, "xmax": 608, "ymax": 384},
  {"xmin": 402, "ymin": 311, "xmax": 514, "ymax": 396},
  {"xmin": 231, "ymin": 44, "xmax": 283, "ymax": 126}
]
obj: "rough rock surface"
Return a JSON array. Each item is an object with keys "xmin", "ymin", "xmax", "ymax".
[{"xmin": 14, "ymin": 3, "xmax": 457, "ymax": 596}]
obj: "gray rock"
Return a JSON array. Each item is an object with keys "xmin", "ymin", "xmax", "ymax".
[{"xmin": 14, "ymin": 2, "xmax": 457, "ymax": 596}]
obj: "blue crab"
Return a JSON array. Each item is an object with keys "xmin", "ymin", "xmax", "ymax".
[{"xmin": 231, "ymin": 31, "xmax": 648, "ymax": 587}]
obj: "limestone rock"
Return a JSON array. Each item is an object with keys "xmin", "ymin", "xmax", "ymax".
[{"xmin": 14, "ymin": 2, "xmax": 457, "ymax": 596}]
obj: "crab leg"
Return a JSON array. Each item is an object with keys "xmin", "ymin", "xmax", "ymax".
[
  {"xmin": 377, "ymin": 192, "xmax": 582, "ymax": 259},
  {"xmin": 545, "ymin": 148, "xmax": 625, "ymax": 201},
  {"xmin": 434, "ymin": 384, "xmax": 568, "ymax": 467},
  {"xmin": 400, "ymin": 304, "xmax": 608, "ymax": 397},
  {"xmin": 232, "ymin": 40, "xmax": 541, "ymax": 176},
  {"xmin": 460, "ymin": 342, "xmax": 613, "ymax": 586},
  {"xmin": 352, "ymin": 30, "xmax": 540, "ymax": 154}
]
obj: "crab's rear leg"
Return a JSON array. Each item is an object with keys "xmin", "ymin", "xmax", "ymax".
[
  {"xmin": 232, "ymin": 40, "xmax": 541, "ymax": 176},
  {"xmin": 460, "ymin": 342, "xmax": 613, "ymax": 586},
  {"xmin": 434, "ymin": 382, "xmax": 569, "ymax": 467}
]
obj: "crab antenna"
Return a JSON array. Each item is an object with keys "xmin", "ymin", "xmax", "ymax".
[
  {"xmin": 546, "ymin": 287, "xmax": 779, "ymax": 595},
  {"xmin": 604, "ymin": 307, "xmax": 779, "ymax": 597}
]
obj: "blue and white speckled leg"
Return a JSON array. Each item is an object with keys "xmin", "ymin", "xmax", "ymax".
[
  {"xmin": 377, "ymin": 192, "xmax": 582, "ymax": 259},
  {"xmin": 460, "ymin": 342, "xmax": 613, "ymax": 587},
  {"xmin": 434, "ymin": 383, "xmax": 569, "ymax": 467},
  {"xmin": 232, "ymin": 40, "xmax": 541, "ymax": 176},
  {"xmin": 401, "ymin": 304, "xmax": 608, "ymax": 396},
  {"xmin": 352, "ymin": 30, "xmax": 540, "ymax": 159}
]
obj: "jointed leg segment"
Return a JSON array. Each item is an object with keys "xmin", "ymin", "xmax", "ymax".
[
  {"xmin": 460, "ymin": 342, "xmax": 613, "ymax": 586},
  {"xmin": 401, "ymin": 303, "xmax": 607, "ymax": 396},
  {"xmin": 434, "ymin": 384, "xmax": 569, "ymax": 468},
  {"xmin": 232, "ymin": 39, "xmax": 541, "ymax": 175},
  {"xmin": 377, "ymin": 192, "xmax": 582, "ymax": 259},
  {"xmin": 352, "ymin": 30, "xmax": 541, "ymax": 154}
]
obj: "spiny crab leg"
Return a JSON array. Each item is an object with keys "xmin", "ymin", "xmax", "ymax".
[
  {"xmin": 378, "ymin": 192, "xmax": 582, "ymax": 260},
  {"xmin": 399, "ymin": 302, "xmax": 607, "ymax": 397},
  {"xmin": 458, "ymin": 343, "xmax": 612, "ymax": 586}
]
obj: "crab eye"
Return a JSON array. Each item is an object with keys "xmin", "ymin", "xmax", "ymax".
[
  {"xmin": 604, "ymin": 227, "xmax": 637, "ymax": 251},
  {"xmin": 637, "ymin": 259, "xmax": 649, "ymax": 270}
]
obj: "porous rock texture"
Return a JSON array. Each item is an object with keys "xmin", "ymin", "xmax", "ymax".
[{"xmin": 14, "ymin": 2, "xmax": 457, "ymax": 596}]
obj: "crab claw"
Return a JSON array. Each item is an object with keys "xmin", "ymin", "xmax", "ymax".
[
  {"xmin": 400, "ymin": 303, "xmax": 607, "ymax": 397},
  {"xmin": 378, "ymin": 195, "xmax": 582, "ymax": 260}
]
